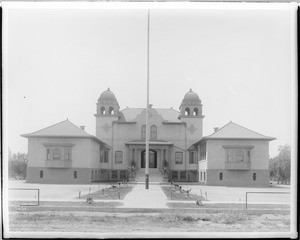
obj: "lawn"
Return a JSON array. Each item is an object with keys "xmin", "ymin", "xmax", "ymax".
[
  {"xmin": 161, "ymin": 185, "xmax": 205, "ymax": 201},
  {"xmin": 9, "ymin": 210, "xmax": 290, "ymax": 233},
  {"xmin": 79, "ymin": 184, "xmax": 134, "ymax": 200}
]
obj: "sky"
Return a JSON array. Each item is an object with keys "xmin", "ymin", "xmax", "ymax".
[{"xmin": 4, "ymin": 4, "xmax": 295, "ymax": 157}]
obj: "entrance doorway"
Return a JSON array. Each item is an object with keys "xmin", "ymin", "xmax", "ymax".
[{"xmin": 141, "ymin": 150, "xmax": 157, "ymax": 168}]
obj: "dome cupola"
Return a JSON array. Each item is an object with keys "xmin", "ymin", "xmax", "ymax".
[
  {"xmin": 96, "ymin": 88, "xmax": 120, "ymax": 116},
  {"xmin": 179, "ymin": 89, "xmax": 203, "ymax": 117}
]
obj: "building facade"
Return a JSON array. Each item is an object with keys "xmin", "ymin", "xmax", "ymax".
[{"xmin": 22, "ymin": 88, "xmax": 275, "ymax": 186}]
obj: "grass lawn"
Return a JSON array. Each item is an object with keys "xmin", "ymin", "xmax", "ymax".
[
  {"xmin": 161, "ymin": 186, "xmax": 205, "ymax": 201},
  {"xmin": 9, "ymin": 210, "xmax": 290, "ymax": 233},
  {"xmin": 80, "ymin": 185, "xmax": 134, "ymax": 200}
]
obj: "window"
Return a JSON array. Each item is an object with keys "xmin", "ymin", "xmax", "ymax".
[
  {"xmin": 172, "ymin": 171, "xmax": 178, "ymax": 180},
  {"xmin": 141, "ymin": 125, "xmax": 146, "ymax": 140},
  {"xmin": 185, "ymin": 107, "xmax": 190, "ymax": 116},
  {"xmin": 253, "ymin": 173, "xmax": 256, "ymax": 181},
  {"xmin": 46, "ymin": 148, "xmax": 50, "ymax": 160},
  {"xmin": 92, "ymin": 170, "xmax": 94, "ymax": 180},
  {"xmin": 53, "ymin": 148, "xmax": 61, "ymax": 160},
  {"xmin": 65, "ymin": 148, "xmax": 71, "ymax": 160},
  {"xmin": 247, "ymin": 150, "xmax": 251, "ymax": 161},
  {"xmin": 236, "ymin": 150, "xmax": 244, "ymax": 162},
  {"xmin": 203, "ymin": 172, "xmax": 206, "ymax": 181},
  {"xmin": 175, "ymin": 152, "xmax": 183, "ymax": 164},
  {"xmin": 120, "ymin": 170, "xmax": 126, "ymax": 180},
  {"xmin": 100, "ymin": 106, "xmax": 105, "ymax": 114},
  {"xmin": 112, "ymin": 170, "xmax": 118, "ymax": 180},
  {"xmin": 109, "ymin": 106, "xmax": 114, "ymax": 115},
  {"xmin": 200, "ymin": 172, "xmax": 203, "ymax": 181},
  {"xmin": 219, "ymin": 172, "xmax": 223, "ymax": 180},
  {"xmin": 189, "ymin": 151, "xmax": 197, "ymax": 164},
  {"xmin": 180, "ymin": 171, "xmax": 186, "ymax": 180},
  {"xmin": 40, "ymin": 170, "xmax": 43, "ymax": 178},
  {"xmin": 227, "ymin": 150, "xmax": 233, "ymax": 162},
  {"xmin": 74, "ymin": 171, "xmax": 77, "ymax": 179},
  {"xmin": 193, "ymin": 108, "xmax": 198, "ymax": 116},
  {"xmin": 200, "ymin": 142, "xmax": 206, "ymax": 160},
  {"xmin": 100, "ymin": 150, "xmax": 109, "ymax": 163},
  {"xmin": 150, "ymin": 125, "xmax": 157, "ymax": 140},
  {"xmin": 115, "ymin": 151, "xmax": 123, "ymax": 163}
]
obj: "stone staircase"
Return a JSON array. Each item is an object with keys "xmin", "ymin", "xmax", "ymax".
[{"xmin": 134, "ymin": 169, "xmax": 168, "ymax": 183}]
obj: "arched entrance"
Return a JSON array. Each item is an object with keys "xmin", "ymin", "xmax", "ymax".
[{"xmin": 141, "ymin": 150, "xmax": 157, "ymax": 168}]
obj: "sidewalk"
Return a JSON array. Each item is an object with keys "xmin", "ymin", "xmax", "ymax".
[{"xmin": 120, "ymin": 183, "xmax": 167, "ymax": 208}]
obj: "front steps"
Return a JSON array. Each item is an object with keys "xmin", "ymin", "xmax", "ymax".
[{"xmin": 134, "ymin": 169, "xmax": 168, "ymax": 183}]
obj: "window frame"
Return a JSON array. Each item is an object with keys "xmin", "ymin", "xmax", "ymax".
[
  {"xmin": 115, "ymin": 151, "xmax": 123, "ymax": 164},
  {"xmin": 150, "ymin": 125, "xmax": 157, "ymax": 140},
  {"xmin": 175, "ymin": 152, "xmax": 183, "ymax": 164}
]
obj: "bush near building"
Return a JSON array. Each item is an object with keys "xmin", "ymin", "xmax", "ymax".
[
  {"xmin": 8, "ymin": 149, "xmax": 28, "ymax": 179},
  {"xmin": 269, "ymin": 145, "xmax": 291, "ymax": 185}
]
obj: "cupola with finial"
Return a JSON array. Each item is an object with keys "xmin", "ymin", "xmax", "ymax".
[
  {"xmin": 179, "ymin": 89, "xmax": 203, "ymax": 118},
  {"xmin": 96, "ymin": 88, "xmax": 120, "ymax": 116}
]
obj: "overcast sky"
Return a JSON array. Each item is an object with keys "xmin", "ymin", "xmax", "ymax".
[{"xmin": 4, "ymin": 5, "xmax": 294, "ymax": 157}]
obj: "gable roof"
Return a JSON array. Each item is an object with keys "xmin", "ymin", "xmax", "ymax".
[
  {"xmin": 121, "ymin": 108, "xmax": 180, "ymax": 122},
  {"xmin": 205, "ymin": 121, "xmax": 276, "ymax": 140},
  {"xmin": 21, "ymin": 119, "xmax": 110, "ymax": 147},
  {"xmin": 189, "ymin": 121, "xmax": 275, "ymax": 149}
]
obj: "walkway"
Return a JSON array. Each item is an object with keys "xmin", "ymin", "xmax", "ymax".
[{"xmin": 121, "ymin": 183, "xmax": 168, "ymax": 208}]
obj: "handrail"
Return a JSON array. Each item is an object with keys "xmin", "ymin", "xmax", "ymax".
[{"xmin": 9, "ymin": 188, "xmax": 40, "ymax": 206}]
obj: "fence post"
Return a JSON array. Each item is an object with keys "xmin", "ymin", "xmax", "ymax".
[
  {"xmin": 246, "ymin": 192, "xmax": 248, "ymax": 209},
  {"xmin": 118, "ymin": 192, "xmax": 120, "ymax": 199},
  {"xmin": 79, "ymin": 190, "xmax": 81, "ymax": 199},
  {"xmin": 37, "ymin": 189, "xmax": 40, "ymax": 206}
]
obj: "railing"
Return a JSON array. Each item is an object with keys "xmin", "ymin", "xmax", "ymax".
[
  {"xmin": 9, "ymin": 188, "xmax": 40, "ymax": 206},
  {"xmin": 245, "ymin": 191, "xmax": 290, "ymax": 209}
]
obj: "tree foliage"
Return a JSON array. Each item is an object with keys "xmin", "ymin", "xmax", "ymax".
[
  {"xmin": 269, "ymin": 145, "xmax": 291, "ymax": 184},
  {"xmin": 8, "ymin": 148, "xmax": 28, "ymax": 179}
]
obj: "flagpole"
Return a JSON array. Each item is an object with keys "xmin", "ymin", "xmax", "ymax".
[{"xmin": 145, "ymin": 9, "xmax": 150, "ymax": 189}]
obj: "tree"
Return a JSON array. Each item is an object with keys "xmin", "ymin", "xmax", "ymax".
[
  {"xmin": 269, "ymin": 145, "xmax": 291, "ymax": 184},
  {"xmin": 8, "ymin": 149, "xmax": 28, "ymax": 179}
]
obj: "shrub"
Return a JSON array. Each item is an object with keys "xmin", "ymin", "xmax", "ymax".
[{"xmin": 211, "ymin": 211, "xmax": 249, "ymax": 224}]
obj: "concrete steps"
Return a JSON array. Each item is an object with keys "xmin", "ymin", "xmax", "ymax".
[{"xmin": 134, "ymin": 169, "xmax": 167, "ymax": 183}]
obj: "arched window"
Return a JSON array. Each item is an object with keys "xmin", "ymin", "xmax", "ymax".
[
  {"xmin": 40, "ymin": 170, "xmax": 43, "ymax": 178},
  {"xmin": 74, "ymin": 171, "xmax": 77, "ymax": 179},
  {"xmin": 109, "ymin": 106, "xmax": 114, "ymax": 115},
  {"xmin": 219, "ymin": 172, "xmax": 223, "ymax": 180},
  {"xmin": 185, "ymin": 107, "xmax": 190, "ymax": 116},
  {"xmin": 253, "ymin": 173, "xmax": 256, "ymax": 181},
  {"xmin": 53, "ymin": 148, "xmax": 61, "ymax": 160},
  {"xmin": 141, "ymin": 125, "xmax": 146, "ymax": 139},
  {"xmin": 193, "ymin": 108, "xmax": 198, "ymax": 116},
  {"xmin": 236, "ymin": 150, "xmax": 244, "ymax": 162},
  {"xmin": 150, "ymin": 125, "xmax": 157, "ymax": 140},
  {"xmin": 100, "ymin": 106, "xmax": 105, "ymax": 115}
]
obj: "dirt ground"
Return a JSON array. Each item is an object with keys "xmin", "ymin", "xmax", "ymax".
[{"xmin": 9, "ymin": 210, "xmax": 290, "ymax": 233}]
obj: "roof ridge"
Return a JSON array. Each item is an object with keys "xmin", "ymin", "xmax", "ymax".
[
  {"xmin": 66, "ymin": 120, "xmax": 91, "ymax": 136},
  {"xmin": 206, "ymin": 121, "xmax": 232, "ymax": 137},
  {"xmin": 229, "ymin": 121, "xmax": 271, "ymax": 138},
  {"xmin": 27, "ymin": 119, "xmax": 69, "ymax": 135}
]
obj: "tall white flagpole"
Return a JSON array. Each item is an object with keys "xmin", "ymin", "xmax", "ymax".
[{"xmin": 145, "ymin": 9, "xmax": 150, "ymax": 189}]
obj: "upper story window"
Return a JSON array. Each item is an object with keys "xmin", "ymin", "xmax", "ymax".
[
  {"xmin": 189, "ymin": 151, "xmax": 198, "ymax": 164},
  {"xmin": 150, "ymin": 125, "xmax": 157, "ymax": 140},
  {"xmin": 236, "ymin": 150, "xmax": 244, "ymax": 162},
  {"xmin": 115, "ymin": 151, "xmax": 123, "ymax": 163},
  {"xmin": 175, "ymin": 152, "xmax": 183, "ymax": 164},
  {"xmin": 193, "ymin": 108, "xmax": 198, "ymax": 116},
  {"xmin": 109, "ymin": 106, "xmax": 114, "ymax": 115},
  {"xmin": 53, "ymin": 148, "xmax": 61, "ymax": 160},
  {"xmin": 100, "ymin": 106, "xmax": 105, "ymax": 115},
  {"xmin": 100, "ymin": 149, "xmax": 109, "ymax": 163},
  {"xmin": 141, "ymin": 125, "xmax": 146, "ymax": 140},
  {"xmin": 44, "ymin": 144, "xmax": 74, "ymax": 161},
  {"xmin": 199, "ymin": 142, "xmax": 206, "ymax": 160},
  {"xmin": 185, "ymin": 107, "xmax": 190, "ymax": 116}
]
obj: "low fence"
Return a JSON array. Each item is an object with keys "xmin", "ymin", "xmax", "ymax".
[
  {"xmin": 9, "ymin": 188, "xmax": 40, "ymax": 206},
  {"xmin": 245, "ymin": 191, "xmax": 290, "ymax": 209}
]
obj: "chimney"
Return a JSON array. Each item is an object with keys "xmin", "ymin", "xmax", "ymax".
[
  {"xmin": 214, "ymin": 127, "xmax": 219, "ymax": 132},
  {"xmin": 80, "ymin": 126, "xmax": 85, "ymax": 131}
]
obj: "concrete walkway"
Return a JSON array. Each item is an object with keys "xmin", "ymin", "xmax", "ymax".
[{"xmin": 120, "ymin": 183, "xmax": 167, "ymax": 208}]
